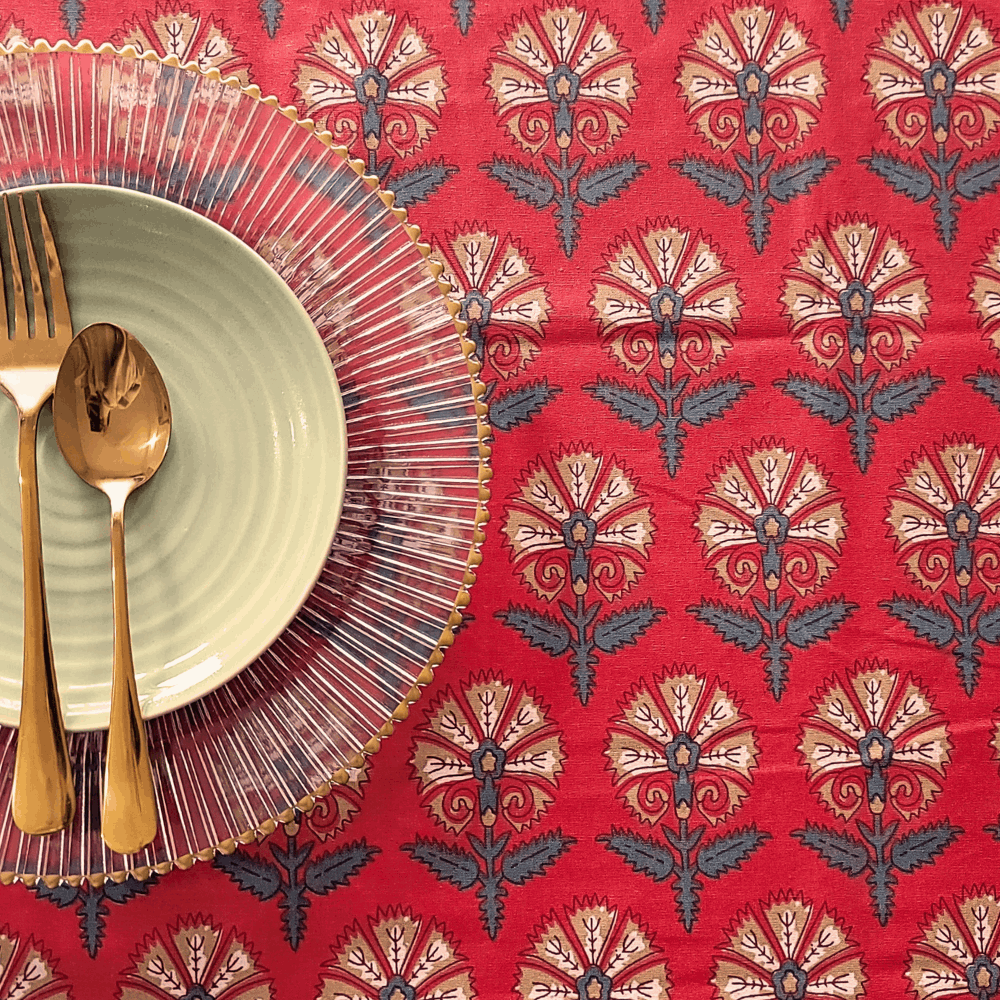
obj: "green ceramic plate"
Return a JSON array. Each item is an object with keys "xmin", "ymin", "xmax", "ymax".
[{"xmin": 0, "ymin": 184, "xmax": 347, "ymax": 730}]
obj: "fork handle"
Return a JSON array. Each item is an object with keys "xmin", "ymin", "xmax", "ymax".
[
  {"xmin": 12, "ymin": 404, "xmax": 75, "ymax": 835},
  {"xmin": 102, "ymin": 492, "xmax": 157, "ymax": 855}
]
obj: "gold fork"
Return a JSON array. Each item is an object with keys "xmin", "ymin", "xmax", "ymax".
[{"xmin": 0, "ymin": 192, "xmax": 75, "ymax": 835}]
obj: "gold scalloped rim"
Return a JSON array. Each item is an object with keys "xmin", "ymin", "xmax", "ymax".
[{"xmin": 0, "ymin": 38, "xmax": 491, "ymax": 889}]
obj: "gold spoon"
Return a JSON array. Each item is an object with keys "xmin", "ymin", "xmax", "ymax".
[{"xmin": 52, "ymin": 322, "xmax": 170, "ymax": 855}]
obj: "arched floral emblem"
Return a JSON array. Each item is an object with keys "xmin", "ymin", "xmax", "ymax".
[
  {"xmin": 795, "ymin": 660, "xmax": 958, "ymax": 925},
  {"xmin": 113, "ymin": 3, "xmax": 251, "ymax": 84},
  {"xmin": 116, "ymin": 916, "xmax": 272, "ymax": 999},
  {"xmin": 292, "ymin": 6, "xmax": 453, "ymax": 204},
  {"xmin": 883, "ymin": 436, "xmax": 1000, "ymax": 694},
  {"xmin": 713, "ymin": 893, "xmax": 866, "ymax": 1000},
  {"xmin": 318, "ymin": 908, "xmax": 475, "ymax": 1000},
  {"xmin": 779, "ymin": 215, "xmax": 938, "ymax": 472},
  {"xmin": 515, "ymin": 898, "xmax": 671, "ymax": 1000},
  {"xmin": 906, "ymin": 887, "xmax": 1000, "ymax": 999},
  {"xmin": 405, "ymin": 673, "xmax": 571, "ymax": 938},
  {"xmin": 601, "ymin": 666, "xmax": 768, "ymax": 930},
  {"xmin": 864, "ymin": 2, "xmax": 1000, "ymax": 247},
  {"xmin": 691, "ymin": 440, "xmax": 854, "ymax": 699},
  {"xmin": 674, "ymin": 5, "xmax": 834, "ymax": 252},
  {"xmin": 483, "ymin": 5, "xmax": 645, "ymax": 256},
  {"xmin": 586, "ymin": 219, "xmax": 750, "ymax": 476},
  {"xmin": 499, "ymin": 444, "xmax": 663, "ymax": 704}
]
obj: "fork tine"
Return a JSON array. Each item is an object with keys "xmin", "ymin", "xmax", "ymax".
[
  {"xmin": 33, "ymin": 194, "xmax": 71, "ymax": 341},
  {"xmin": 2, "ymin": 196, "xmax": 27, "ymax": 340},
  {"xmin": 17, "ymin": 196, "xmax": 45, "ymax": 339}
]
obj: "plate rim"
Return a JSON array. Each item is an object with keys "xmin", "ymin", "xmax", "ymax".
[{"xmin": 0, "ymin": 37, "xmax": 490, "ymax": 889}]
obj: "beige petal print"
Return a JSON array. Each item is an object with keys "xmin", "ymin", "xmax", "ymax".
[
  {"xmin": 347, "ymin": 9, "xmax": 394, "ymax": 66},
  {"xmin": 407, "ymin": 925, "xmax": 458, "ymax": 988},
  {"xmin": 958, "ymin": 892, "xmax": 1000, "ymax": 954},
  {"xmin": 591, "ymin": 282, "xmax": 651, "ymax": 335},
  {"xmin": 410, "ymin": 741, "xmax": 469, "ymax": 792},
  {"xmin": 498, "ymin": 689, "xmax": 550, "ymax": 748},
  {"xmin": 133, "ymin": 938, "xmax": 187, "ymax": 996},
  {"xmin": 331, "ymin": 926, "xmax": 388, "ymax": 988},
  {"xmin": 657, "ymin": 671, "xmax": 704, "ymax": 734},
  {"xmin": 747, "ymin": 446, "xmax": 794, "ymax": 509},
  {"xmin": 387, "ymin": 64, "xmax": 446, "ymax": 112},
  {"xmin": 794, "ymin": 232, "xmax": 849, "ymax": 291},
  {"xmin": 709, "ymin": 461, "xmax": 764, "ymax": 517},
  {"xmin": 893, "ymin": 724, "xmax": 950, "ymax": 773},
  {"xmin": 539, "ymin": 6, "xmax": 586, "ymax": 66},
  {"xmin": 951, "ymin": 13, "xmax": 999, "ymax": 72},
  {"xmin": 786, "ymin": 502, "xmax": 846, "ymax": 551},
  {"xmin": 425, "ymin": 693, "xmax": 480, "ymax": 752},
  {"xmin": 881, "ymin": 680, "xmax": 939, "ymax": 740},
  {"xmin": 878, "ymin": 12, "xmax": 931, "ymax": 71},
  {"xmin": 174, "ymin": 923, "xmax": 222, "ymax": 985},
  {"xmin": 770, "ymin": 55, "xmax": 826, "ymax": 105},
  {"xmin": 972, "ymin": 452, "xmax": 1000, "ymax": 512},
  {"xmin": 831, "ymin": 220, "xmax": 878, "ymax": 283},
  {"xmin": 518, "ymin": 463, "xmax": 571, "ymax": 520},
  {"xmin": 690, "ymin": 16, "xmax": 743, "ymax": 74},
  {"xmin": 588, "ymin": 462, "xmax": 639, "ymax": 522},
  {"xmin": 484, "ymin": 243, "xmax": 538, "ymax": 299},
  {"xmin": 309, "ymin": 20, "xmax": 362, "ymax": 76},
  {"xmin": 675, "ymin": 58, "xmax": 739, "ymax": 117},
  {"xmin": 504, "ymin": 509, "xmax": 563, "ymax": 558},
  {"xmin": 782, "ymin": 460, "xmax": 834, "ymax": 518},
  {"xmin": 849, "ymin": 667, "xmax": 895, "ymax": 728},
  {"xmin": 811, "ymin": 683, "xmax": 866, "ymax": 740},
  {"xmin": 714, "ymin": 959, "xmax": 771, "ymax": 1000},
  {"xmin": 638, "ymin": 226, "xmax": 688, "ymax": 287},
  {"xmin": 761, "ymin": 18, "xmax": 813, "ymax": 74},
  {"xmin": 531, "ymin": 915, "xmax": 584, "ymax": 976},
  {"xmin": 568, "ymin": 903, "xmax": 617, "ymax": 966},
  {"xmin": 970, "ymin": 272, "xmax": 1000, "ymax": 328},
  {"xmin": 727, "ymin": 912, "xmax": 780, "ymax": 971},
  {"xmin": 622, "ymin": 686, "xmax": 673, "ymax": 744},
  {"xmin": 690, "ymin": 684, "xmax": 744, "ymax": 744},
  {"xmin": 941, "ymin": 440, "xmax": 985, "ymax": 501},
  {"xmin": 493, "ymin": 288, "xmax": 550, "ymax": 335},
  {"xmin": 727, "ymin": 5, "xmax": 775, "ymax": 65},
  {"xmin": 500, "ymin": 20, "xmax": 553, "ymax": 75},
  {"xmin": 765, "ymin": 898, "xmax": 812, "ymax": 960},
  {"xmin": 374, "ymin": 913, "xmax": 421, "ymax": 977},
  {"xmin": 675, "ymin": 242, "xmax": 727, "ymax": 298},
  {"xmin": 506, "ymin": 733, "xmax": 563, "ymax": 780},
  {"xmin": 700, "ymin": 730, "xmax": 757, "ymax": 780},
  {"xmin": 554, "ymin": 451, "xmax": 602, "ymax": 511},
  {"xmin": 449, "ymin": 230, "xmax": 498, "ymax": 290},
  {"xmin": 381, "ymin": 21, "xmax": 433, "ymax": 80},
  {"xmin": 602, "ymin": 916, "xmax": 657, "ymax": 979},
  {"xmin": 799, "ymin": 725, "xmax": 860, "ymax": 778},
  {"xmin": 798, "ymin": 913, "xmax": 853, "ymax": 972},
  {"xmin": 578, "ymin": 65, "xmax": 637, "ymax": 110},
  {"xmin": 914, "ymin": 3, "xmax": 962, "ymax": 61},
  {"xmin": 464, "ymin": 677, "xmax": 513, "ymax": 740},
  {"xmin": 571, "ymin": 14, "xmax": 624, "ymax": 76},
  {"xmin": 866, "ymin": 232, "xmax": 921, "ymax": 290},
  {"xmin": 899, "ymin": 455, "xmax": 955, "ymax": 513}
]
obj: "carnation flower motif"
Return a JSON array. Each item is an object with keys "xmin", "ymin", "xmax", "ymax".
[
  {"xmin": 515, "ymin": 898, "xmax": 671, "ymax": 1000},
  {"xmin": 969, "ymin": 230, "xmax": 1000, "ymax": 356},
  {"xmin": 799, "ymin": 660, "xmax": 951, "ymax": 820},
  {"xmin": 676, "ymin": 4, "xmax": 827, "ymax": 152},
  {"xmin": 304, "ymin": 759, "xmax": 370, "ymax": 841},
  {"xmin": 905, "ymin": 887, "xmax": 1000, "ymax": 1000},
  {"xmin": 695, "ymin": 440, "xmax": 846, "ymax": 598},
  {"xmin": 113, "ymin": 3, "xmax": 251, "ymax": 84},
  {"xmin": 0, "ymin": 927, "xmax": 70, "ymax": 1000},
  {"xmin": 591, "ymin": 219, "xmax": 743, "ymax": 376},
  {"xmin": 713, "ymin": 893, "xmax": 866, "ymax": 1000},
  {"xmin": 434, "ymin": 224, "xmax": 550, "ymax": 379},
  {"xmin": 605, "ymin": 666, "xmax": 759, "ymax": 827},
  {"xmin": 410, "ymin": 674, "xmax": 563, "ymax": 833},
  {"xmin": 886, "ymin": 436, "xmax": 1000, "ymax": 592},
  {"xmin": 486, "ymin": 4, "xmax": 638, "ymax": 155},
  {"xmin": 0, "ymin": 16, "xmax": 28, "ymax": 52},
  {"xmin": 319, "ymin": 908, "xmax": 475, "ymax": 1000},
  {"xmin": 503, "ymin": 445, "xmax": 654, "ymax": 602},
  {"xmin": 293, "ymin": 6, "xmax": 446, "ymax": 162},
  {"xmin": 116, "ymin": 916, "xmax": 271, "ymax": 1000},
  {"xmin": 865, "ymin": 2, "xmax": 1000, "ymax": 149},
  {"xmin": 782, "ymin": 216, "xmax": 930, "ymax": 371}
]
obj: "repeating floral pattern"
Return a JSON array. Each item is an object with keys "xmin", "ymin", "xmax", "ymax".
[
  {"xmin": 883, "ymin": 436, "xmax": 1000, "ymax": 694},
  {"xmin": 864, "ymin": 1, "xmax": 1000, "ymax": 247},
  {"xmin": 498, "ymin": 445, "xmax": 663, "ymax": 703},
  {"xmin": 404, "ymin": 674, "xmax": 571, "ymax": 937},
  {"xmin": 601, "ymin": 666, "xmax": 769, "ymax": 929},
  {"xmin": 482, "ymin": 4, "xmax": 646, "ymax": 255},
  {"xmin": 585, "ymin": 218, "xmax": 752, "ymax": 476},
  {"xmin": 690, "ymin": 439, "xmax": 855, "ymax": 699},
  {"xmin": 778, "ymin": 215, "xmax": 939, "ymax": 471},
  {"xmin": 674, "ymin": 4, "xmax": 835, "ymax": 252},
  {"xmin": 795, "ymin": 660, "xmax": 960, "ymax": 924},
  {"xmin": 0, "ymin": 928, "xmax": 70, "ymax": 1000}
]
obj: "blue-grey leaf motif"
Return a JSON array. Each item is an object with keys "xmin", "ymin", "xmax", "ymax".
[
  {"xmin": 592, "ymin": 601, "xmax": 664, "ymax": 653},
  {"xmin": 672, "ymin": 156, "xmax": 746, "ymax": 206},
  {"xmin": 697, "ymin": 827, "xmax": 771, "ymax": 878},
  {"xmin": 643, "ymin": 0, "xmax": 665, "ymax": 32},
  {"xmin": 689, "ymin": 601, "xmax": 764, "ymax": 652},
  {"xmin": 489, "ymin": 381, "xmax": 562, "ymax": 432},
  {"xmin": 891, "ymin": 823, "xmax": 961, "ymax": 872},
  {"xmin": 784, "ymin": 599, "xmax": 856, "ymax": 649},
  {"xmin": 483, "ymin": 157, "xmax": 556, "ymax": 209},
  {"xmin": 978, "ymin": 604, "xmax": 1000, "ymax": 643},
  {"xmin": 304, "ymin": 841, "xmax": 380, "ymax": 895},
  {"xmin": 766, "ymin": 152, "xmax": 836, "ymax": 204},
  {"xmin": 452, "ymin": 0, "xmax": 475, "ymax": 34},
  {"xmin": 577, "ymin": 156, "xmax": 649, "ymax": 207},
  {"xmin": 680, "ymin": 376, "xmax": 753, "ymax": 426},
  {"xmin": 402, "ymin": 839, "xmax": 481, "ymax": 889},
  {"xmin": 870, "ymin": 372, "xmax": 942, "ymax": 421},
  {"xmin": 586, "ymin": 378, "xmax": 659, "ymax": 430},
  {"xmin": 497, "ymin": 605, "xmax": 572, "ymax": 656},
  {"xmin": 863, "ymin": 152, "xmax": 934, "ymax": 202},
  {"xmin": 777, "ymin": 375, "xmax": 850, "ymax": 424},
  {"xmin": 967, "ymin": 371, "xmax": 1000, "ymax": 408},
  {"xmin": 60, "ymin": 0, "xmax": 85, "ymax": 37},
  {"xmin": 955, "ymin": 155, "xmax": 1000, "ymax": 200},
  {"xmin": 793, "ymin": 824, "xmax": 869, "ymax": 876},
  {"xmin": 214, "ymin": 853, "xmax": 283, "ymax": 900},
  {"xmin": 389, "ymin": 160, "xmax": 458, "ymax": 209},
  {"xmin": 880, "ymin": 595, "xmax": 955, "ymax": 648},
  {"xmin": 501, "ymin": 830, "xmax": 574, "ymax": 885},
  {"xmin": 831, "ymin": 0, "xmax": 853, "ymax": 29},
  {"xmin": 259, "ymin": 0, "xmax": 283, "ymax": 37},
  {"xmin": 598, "ymin": 829, "xmax": 673, "ymax": 881}
]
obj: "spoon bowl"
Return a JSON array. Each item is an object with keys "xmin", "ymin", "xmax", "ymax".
[{"xmin": 53, "ymin": 322, "xmax": 171, "ymax": 855}]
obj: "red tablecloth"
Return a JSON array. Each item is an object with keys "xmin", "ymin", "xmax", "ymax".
[{"xmin": 8, "ymin": 0, "xmax": 1000, "ymax": 997}]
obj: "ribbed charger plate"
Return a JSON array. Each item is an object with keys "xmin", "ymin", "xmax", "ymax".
[{"xmin": 0, "ymin": 41, "xmax": 488, "ymax": 883}]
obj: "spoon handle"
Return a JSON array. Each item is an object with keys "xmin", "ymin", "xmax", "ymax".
[
  {"xmin": 12, "ymin": 402, "xmax": 75, "ymax": 835},
  {"xmin": 102, "ymin": 493, "xmax": 157, "ymax": 855}
]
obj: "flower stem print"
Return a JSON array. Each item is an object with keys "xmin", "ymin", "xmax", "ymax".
[
  {"xmin": 831, "ymin": 0, "xmax": 853, "ymax": 31},
  {"xmin": 674, "ymin": 5, "xmax": 836, "ymax": 253},
  {"xmin": 883, "ymin": 437, "xmax": 1000, "ymax": 695},
  {"xmin": 600, "ymin": 667, "xmax": 769, "ymax": 931},
  {"xmin": 585, "ymin": 219, "xmax": 753, "ymax": 476},
  {"xmin": 795, "ymin": 661, "xmax": 960, "ymax": 925},
  {"xmin": 777, "ymin": 216, "xmax": 940, "ymax": 472},
  {"xmin": 863, "ymin": 2, "xmax": 1000, "ymax": 248},
  {"xmin": 292, "ymin": 6, "xmax": 456, "ymax": 207},
  {"xmin": 483, "ymin": 4, "xmax": 647, "ymax": 257},
  {"xmin": 690, "ymin": 440, "xmax": 855, "ymax": 700},
  {"xmin": 404, "ymin": 675, "xmax": 572, "ymax": 939},
  {"xmin": 905, "ymin": 888, "xmax": 1000, "ymax": 1000},
  {"xmin": 432, "ymin": 224, "xmax": 559, "ymax": 431},
  {"xmin": 712, "ymin": 893, "xmax": 867, "ymax": 1000},
  {"xmin": 499, "ymin": 446, "xmax": 663, "ymax": 704},
  {"xmin": 514, "ymin": 898, "xmax": 672, "ymax": 1000}
]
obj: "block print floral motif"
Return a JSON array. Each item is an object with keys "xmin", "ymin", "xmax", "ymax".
[
  {"xmin": 33, "ymin": 874, "xmax": 157, "ymax": 958},
  {"xmin": 483, "ymin": 4, "xmax": 646, "ymax": 257},
  {"xmin": 585, "ymin": 218, "xmax": 752, "ymax": 476},
  {"xmin": 318, "ymin": 908, "xmax": 475, "ymax": 1000},
  {"xmin": 514, "ymin": 898, "xmax": 671, "ymax": 1000},
  {"xmin": 864, "ymin": 2, "xmax": 1000, "ymax": 248},
  {"xmin": 690, "ymin": 439, "xmax": 856, "ymax": 700},
  {"xmin": 0, "ymin": 15, "xmax": 29, "ymax": 50},
  {"xmin": 403, "ymin": 674, "xmax": 573, "ymax": 938},
  {"xmin": 0, "ymin": 927, "xmax": 71, "ymax": 1000},
  {"xmin": 498, "ymin": 445, "xmax": 663, "ymax": 704},
  {"xmin": 600, "ymin": 666, "xmax": 770, "ymax": 930},
  {"xmin": 112, "ymin": 3, "xmax": 252, "ymax": 85},
  {"xmin": 713, "ymin": 892, "xmax": 867, "ymax": 1000},
  {"xmin": 116, "ymin": 916, "xmax": 272, "ymax": 999},
  {"xmin": 674, "ymin": 4, "xmax": 836, "ymax": 253},
  {"xmin": 433, "ymin": 223, "xmax": 559, "ymax": 431},
  {"xmin": 778, "ymin": 215, "xmax": 940, "ymax": 472},
  {"xmin": 905, "ymin": 887, "xmax": 1000, "ymax": 999},
  {"xmin": 794, "ymin": 660, "xmax": 960, "ymax": 925},
  {"xmin": 214, "ymin": 762, "xmax": 379, "ymax": 950},
  {"xmin": 882, "ymin": 436, "xmax": 1000, "ymax": 695},
  {"xmin": 292, "ymin": 5, "xmax": 456, "ymax": 207},
  {"xmin": 966, "ymin": 231, "xmax": 1000, "ymax": 414}
]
